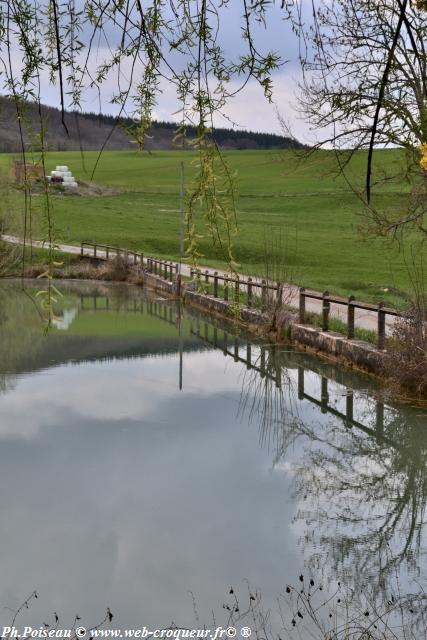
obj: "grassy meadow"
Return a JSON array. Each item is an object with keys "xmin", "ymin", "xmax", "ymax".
[{"xmin": 0, "ymin": 148, "xmax": 424, "ymax": 305}]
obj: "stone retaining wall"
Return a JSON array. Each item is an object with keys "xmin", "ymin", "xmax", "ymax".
[{"xmin": 143, "ymin": 271, "xmax": 387, "ymax": 376}]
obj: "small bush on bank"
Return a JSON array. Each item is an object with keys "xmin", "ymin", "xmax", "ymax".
[{"xmin": 385, "ymin": 307, "xmax": 427, "ymax": 401}]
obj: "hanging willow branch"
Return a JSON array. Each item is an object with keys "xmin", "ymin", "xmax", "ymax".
[{"xmin": 0, "ymin": 0, "xmax": 289, "ymax": 277}]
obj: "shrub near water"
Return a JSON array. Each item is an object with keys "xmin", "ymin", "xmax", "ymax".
[{"xmin": 386, "ymin": 310, "xmax": 427, "ymax": 401}]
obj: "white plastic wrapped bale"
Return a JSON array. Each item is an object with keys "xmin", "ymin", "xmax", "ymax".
[{"xmin": 50, "ymin": 165, "xmax": 78, "ymax": 187}]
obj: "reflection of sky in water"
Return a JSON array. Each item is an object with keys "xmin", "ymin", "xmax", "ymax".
[
  {"xmin": 0, "ymin": 282, "xmax": 425, "ymax": 633},
  {"xmin": 0, "ymin": 353, "xmax": 302, "ymax": 629}
]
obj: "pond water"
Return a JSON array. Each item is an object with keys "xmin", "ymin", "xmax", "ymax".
[{"xmin": 0, "ymin": 280, "xmax": 426, "ymax": 636}]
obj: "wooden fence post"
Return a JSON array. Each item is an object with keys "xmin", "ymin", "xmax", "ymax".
[
  {"xmin": 377, "ymin": 302, "xmax": 386, "ymax": 349},
  {"xmin": 247, "ymin": 277, "xmax": 253, "ymax": 307},
  {"xmin": 205, "ymin": 270, "xmax": 209, "ymax": 285},
  {"xmin": 276, "ymin": 282, "xmax": 283, "ymax": 308},
  {"xmin": 261, "ymin": 279, "xmax": 267, "ymax": 310},
  {"xmin": 80, "ymin": 242, "xmax": 84, "ymax": 257},
  {"xmin": 234, "ymin": 276, "xmax": 240, "ymax": 304},
  {"xmin": 214, "ymin": 272, "xmax": 218, "ymax": 297},
  {"xmin": 299, "ymin": 287, "xmax": 305, "ymax": 323},
  {"xmin": 347, "ymin": 295, "xmax": 355, "ymax": 339},
  {"xmin": 224, "ymin": 277, "xmax": 229, "ymax": 301},
  {"xmin": 94, "ymin": 244, "xmax": 97, "ymax": 258},
  {"xmin": 322, "ymin": 291, "xmax": 330, "ymax": 331}
]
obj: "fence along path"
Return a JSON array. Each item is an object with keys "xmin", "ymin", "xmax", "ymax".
[
  {"xmin": 79, "ymin": 241, "xmax": 404, "ymax": 349},
  {"xmin": 0, "ymin": 234, "xmax": 405, "ymax": 345}
]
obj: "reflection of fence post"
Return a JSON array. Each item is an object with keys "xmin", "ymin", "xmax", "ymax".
[
  {"xmin": 204, "ymin": 322, "xmax": 209, "ymax": 340},
  {"xmin": 347, "ymin": 296, "xmax": 355, "ymax": 339},
  {"xmin": 213, "ymin": 327, "xmax": 218, "ymax": 346},
  {"xmin": 234, "ymin": 338, "xmax": 239, "ymax": 361},
  {"xmin": 297, "ymin": 366, "xmax": 304, "ymax": 399},
  {"xmin": 322, "ymin": 291, "xmax": 330, "ymax": 332},
  {"xmin": 299, "ymin": 287, "xmax": 305, "ymax": 323},
  {"xmin": 247, "ymin": 278, "xmax": 253, "ymax": 308},
  {"xmin": 271, "ymin": 345, "xmax": 281, "ymax": 388},
  {"xmin": 376, "ymin": 402, "xmax": 384, "ymax": 441},
  {"xmin": 321, "ymin": 377, "xmax": 328, "ymax": 413},
  {"xmin": 377, "ymin": 303, "xmax": 386, "ymax": 349},
  {"xmin": 214, "ymin": 272, "xmax": 218, "ymax": 298},
  {"xmin": 260, "ymin": 346, "xmax": 266, "ymax": 378},
  {"xmin": 223, "ymin": 330, "xmax": 228, "ymax": 354},
  {"xmin": 346, "ymin": 391, "xmax": 354, "ymax": 427},
  {"xmin": 246, "ymin": 343, "xmax": 252, "ymax": 369}
]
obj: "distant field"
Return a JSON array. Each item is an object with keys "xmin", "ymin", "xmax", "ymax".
[{"xmin": 0, "ymin": 148, "xmax": 424, "ymax": 305}]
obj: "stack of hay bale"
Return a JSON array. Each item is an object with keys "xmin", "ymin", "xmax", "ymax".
[{"xmin": 47, "ymin": 165, "xmax": 78, "ymax": 188}]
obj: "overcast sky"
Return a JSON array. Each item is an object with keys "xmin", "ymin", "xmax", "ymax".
[{"xmin": 35, "ymin": 2, "xmax": 315, "ymax": 143}]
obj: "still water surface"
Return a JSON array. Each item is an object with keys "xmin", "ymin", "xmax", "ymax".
[{"xmin": 0, "ymin": 280, "xmax": 425, "ymax": 633}]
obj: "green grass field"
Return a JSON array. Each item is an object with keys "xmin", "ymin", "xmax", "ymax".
[{"xmin": 1, "ymin": 148, "xmax": 424, "ymax": 305}]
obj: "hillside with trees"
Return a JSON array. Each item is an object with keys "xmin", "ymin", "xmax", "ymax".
[{"xmin": 0, "ymin": 97, "xmax": 302, "ymax": 153}]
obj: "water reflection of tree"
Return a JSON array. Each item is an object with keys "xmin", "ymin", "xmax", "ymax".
[
  {"xmin": 238, "ymin": 346, "xmax": 303, "ymax": 458},
  {"xmin": 238, "ymin": 350, "xmax": 427, "ymax": 596},
  {"xmin": 291, "ymin": 406, "xmax": 427, "ymax": 595},
  {"xmin": 0, "ymin": 283, "xmax": 44, "ymax": 377}
]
